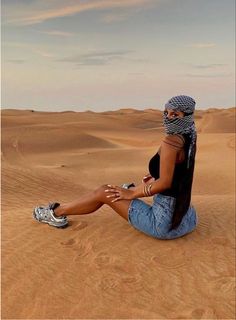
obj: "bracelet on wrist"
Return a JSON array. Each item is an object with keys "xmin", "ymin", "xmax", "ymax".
[{"xmin": 143, "ymin": 183, "xmax": 153, "ymax": 197}]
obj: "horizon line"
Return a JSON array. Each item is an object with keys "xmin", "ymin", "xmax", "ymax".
[{"xmin": 1, "ymin": 106, "xmax": 235, "ymax": 113}]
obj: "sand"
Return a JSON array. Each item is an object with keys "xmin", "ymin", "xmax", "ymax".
[{"xmin": 1, "ymin": 107, "xmax": 235, "ymax": 319}]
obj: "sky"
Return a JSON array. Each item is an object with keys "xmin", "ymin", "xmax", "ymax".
[{"xmin": 1, "ymin": 0, "xmax": 235, "ymax": 112}]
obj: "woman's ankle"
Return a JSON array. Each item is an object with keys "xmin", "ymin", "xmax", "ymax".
[{"xmin": 54, "ymin": 204, "xmax": 67, "ymax": 217}]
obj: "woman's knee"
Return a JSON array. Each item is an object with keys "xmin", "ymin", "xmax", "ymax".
[{"xmin": 93, "ymin": 184, "xmax": 110, "ymax": 201}]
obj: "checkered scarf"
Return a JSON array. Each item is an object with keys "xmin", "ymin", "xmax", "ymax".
[{"xmin": 162, "ymin": 95, "xmax": 197, "ymax": 169}]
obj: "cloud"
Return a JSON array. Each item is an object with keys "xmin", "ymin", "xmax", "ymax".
[
  {"xmin": 128, "ymin": 72, "xmax": 145, "ymax": 75},
  {"xmin": 192, "ymin": 63, "xmax": 227, "ymax": 69},
  {"xmin": 100, "ymin": 5, "xmax": 144, "ymax": 23},
  {"xmin": 6, "ymin": 59, "xmax": 25, "ymax": 64},
  {"xmin": 33, "ymin": 49, "xmax": 55, "ymax": 58},
  {"xmin": 56, "ymin": 50, "xmax": 134, "ymax": 66},
  {"xmin": 38, "ymin": 30, "xmax": 74, "ymax": 37},
  {"xmin": 2, "ymin": 41, "xmax": 30, "ymax": 48},
  {"xmin": 4, "ymin": 0, "xmax": 157, "ymax": 26},
  {"xmin": 100, "ymin": 12, "xmax": 131, "ymax": 23},
  {"xmin": 186, "ymin": 43, "xmax": 216, "ymax": 48},
  {"xmin": 185, "ymin": 73, "xmax": 232, "ymax": 78}
]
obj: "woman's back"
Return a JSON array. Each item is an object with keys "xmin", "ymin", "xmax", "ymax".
[
  {"xmin": 148, "ymin": 134, "xmax": 187, "ymax": 197},
  {"xmin": 149, "ymin": 133, "xmax": 197, "ymax": 230}
]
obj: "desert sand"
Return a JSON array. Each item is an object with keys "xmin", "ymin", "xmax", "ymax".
[{"xmin": 1, "ymin": 107, "xmax": 235, "ymax": 319}]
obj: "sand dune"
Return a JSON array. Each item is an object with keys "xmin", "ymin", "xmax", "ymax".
[
  {"xmin": 197, "ymin": 108, "xmax": 235, "ymax": 133},
  {"xmin": 1, "ymin": 107, "xmax": 235, "ymax": 319}
]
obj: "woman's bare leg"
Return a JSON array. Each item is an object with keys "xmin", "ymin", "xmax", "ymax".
[
  {"xmin": 54, "ymin": 190, "xmax": 103, "ymax": 216},
  {"xmin": 53, "ymin": 184, "xmax": 132, "ymax": 221}
]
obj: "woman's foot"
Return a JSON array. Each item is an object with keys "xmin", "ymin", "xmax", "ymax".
[{"xmin": 32, "ymin": 202, "xmax": 68, "ymax": 228}]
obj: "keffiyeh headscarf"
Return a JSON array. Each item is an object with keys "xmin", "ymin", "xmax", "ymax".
[{"xmin": 162, "ymin": 95, "xmax": 197, "ymax": 169}]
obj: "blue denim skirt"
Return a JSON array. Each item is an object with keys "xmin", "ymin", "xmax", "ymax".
[{"xmin": 128, "ymin": 193, "xmax": 198, "ymax": 240}]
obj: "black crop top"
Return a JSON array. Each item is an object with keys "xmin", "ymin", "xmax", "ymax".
[{"xmin": 148, "ymin": 150, "xmax": 186, "ymax": 197}]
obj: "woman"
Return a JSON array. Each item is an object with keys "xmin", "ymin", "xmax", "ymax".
[{"xmin": 33, "ymin": 95, "xmax": 198, "ymax": 240}]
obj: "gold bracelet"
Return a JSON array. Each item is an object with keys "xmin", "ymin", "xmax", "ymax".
[
  {"xmin": 143, "ymin": 185, "xmax": 148, "ymax": 197},
  {"xmin": 143, "ymin": 185, "xmax": 147, "ymax": 196},
  {"xmin": 147, "ymin": 183, "xmax": 153, "ymax": 196},
  {"xmin": 143, "ymin": 183, "xmax": 153, "ymax": 197},
  {"xmin": 142, "ymin": 185, "xmax": 145, "ymax": 196}
]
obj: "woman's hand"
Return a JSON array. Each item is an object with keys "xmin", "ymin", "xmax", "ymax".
[
  {"xmin": 105, "ymin": 184, "xmax": 135, "ymax": 202},
  {"xmin": 142, "ymin": 173, "xmax": 155, "ymax": 184}
]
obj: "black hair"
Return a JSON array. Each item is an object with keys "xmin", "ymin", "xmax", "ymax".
[{"xmin": 168, "ymin": 133, "xmax": 197, "ymax": 231}]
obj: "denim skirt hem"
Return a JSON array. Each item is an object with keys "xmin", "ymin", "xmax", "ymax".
[{"xmin": 128, "ymin": 193, "xmax": 198, "ymax": 240}]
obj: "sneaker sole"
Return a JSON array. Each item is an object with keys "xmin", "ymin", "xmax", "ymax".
[{"xmin": 32, "ymin": 209, "xmax": 68, "ymax": 228}]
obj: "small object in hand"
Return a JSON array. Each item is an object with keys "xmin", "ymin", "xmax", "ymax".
[{"xmin": 121, "ymin": 183, "xmax": 135, "ymax": 189}]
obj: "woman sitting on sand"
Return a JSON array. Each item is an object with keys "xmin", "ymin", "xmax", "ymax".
[{"xmin": 33, "ymin": 95, "xmax": 198, "ymax": 240}]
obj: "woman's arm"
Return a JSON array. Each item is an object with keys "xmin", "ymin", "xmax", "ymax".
[
  {"xmin": 105, "ymin": 135, "xmax": 181, "ymax": 201},
  {"xmin": 131, "ymin": 179, "xmax": 170, "ymax": 198},
  {"xmin": 132, "ymin": 135, "xmax": 184, "ymax": 198}
]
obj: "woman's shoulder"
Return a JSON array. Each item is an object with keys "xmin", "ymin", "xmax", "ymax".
[{"xmin": 162, "ymin": 134, "xmax": 185, "ymax": 147}]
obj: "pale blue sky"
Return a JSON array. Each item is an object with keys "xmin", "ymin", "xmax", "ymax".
[{"xmin": 2, "ymin": 0, "xmax": 235, "ymax": 112}]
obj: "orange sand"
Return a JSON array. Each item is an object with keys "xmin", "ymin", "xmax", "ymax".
[{"xmin": 1, "ymin": 107, "xmax": 235, "ymax": 319}]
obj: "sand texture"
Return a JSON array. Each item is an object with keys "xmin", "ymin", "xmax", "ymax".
[{"xmin": 1, "ymin": 107, "xmax": 235, "ymax": 319}]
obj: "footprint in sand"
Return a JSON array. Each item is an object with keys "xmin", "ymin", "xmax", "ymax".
[
  {"xmin": 72, "ymin": 244, "xmax": 91, "ymax": 259},
  {"xmin": 60, "ymin": 237, "xmax": 91, "ymax": 259},
  {"xmin": 61, "ymin": 238, "xmax": 76, "ymax": 246},
  {"xmin": 208, "ymin": 236, "xmax": 230, "ymax": 246},
  {"xmin": 151, "ymin": 248, "xmax": 187, "ymax": 269},
  {"xmin": 72, "ymin": 221, "xmax": 88, "ymax": 231},
  {"xmin": 176, "ymin": 307, "xmax": 216, "ymax": 319},
  {"xmin": 191, "ymin": 308, "xmax": 205, "ymax": 318},
  {"xmin": 93, "ymin": 252, "xmax": 112, "ymax": 266},
  {"xmin": 97, "ymin": 273, "xmax": 143, "ymax": 295},
  {"xmin": 61, "ymin": 221, "xmax": 88, "ymax": 246},
  {"xmin": 191, "ymin": 307, "xmax": 218, "ymax": 319}
]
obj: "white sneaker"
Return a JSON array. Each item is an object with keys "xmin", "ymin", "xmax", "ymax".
[{"xmin": 32, "ymin": 202, "xmax": 68, "ymax": 228}]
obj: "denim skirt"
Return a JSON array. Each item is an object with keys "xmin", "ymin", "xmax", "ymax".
[{"xmin": 127, "ymin": 193, "xmax": 198, "ymax": 240}]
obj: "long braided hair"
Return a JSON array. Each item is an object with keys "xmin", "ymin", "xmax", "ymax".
[{"xmin": 162, "ymin": 95, "xmax": 197, "ymax": 231}]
